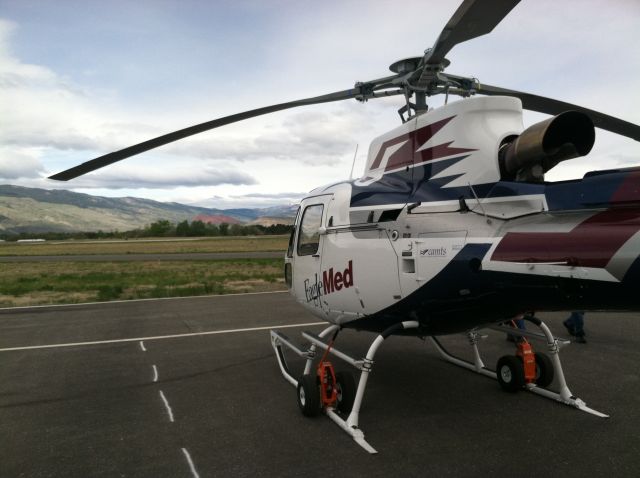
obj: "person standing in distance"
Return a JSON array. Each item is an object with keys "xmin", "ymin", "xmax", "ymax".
[{"xmin": 563, "ymin": 311, "xmax": 586, "ymax": 344}]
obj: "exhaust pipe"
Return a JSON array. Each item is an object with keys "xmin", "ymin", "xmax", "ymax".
[{"xmin": 500, "ymin": 111, "xmax": 595, "ymax": 181}]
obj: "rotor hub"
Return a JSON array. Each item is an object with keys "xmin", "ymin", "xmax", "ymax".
[{"xmin": 389, "ymin": 57, "xmax": 422, "ymax": 74}]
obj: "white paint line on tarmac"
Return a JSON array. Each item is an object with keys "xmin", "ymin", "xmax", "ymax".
[
  {"xmin": 0, "ymin": 321, "xmax": 325, "ymax": 352},
  {"xmin": 181, "ymin": 448, "xmax": 200, "ymax": 478},
  {"xmin": 159, "ymin": 390, "xmax": 174, "ymax": 423},
  {"xmin": 139, "ymin": 341, "xmax": 147, "ymax": 352},
  {"xmin": 0, "ymin": 290, "xmax": 288, "ymax": 311},
  {"xmin": 152, "ymin": 365, "xmax": 159, "ymax": 383}
]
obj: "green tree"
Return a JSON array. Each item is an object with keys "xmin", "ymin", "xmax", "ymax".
[
  {"xmin": 229, "ymin": 223, "xmax": 244, "ymax": 236},
  {"xmin": 189, "ymin": 220, "xmax": 206, "ymax": 236},
  {"xmin": 205, "ymin": 223, "xmax": 219, "ymax": 236},
  {"xmin": 176, "ymin": 220, "xmax": 190, "ymax": 237},
  {"xmin": 149, "ymin": 219, "xmax": 173, "ymax": 236}
]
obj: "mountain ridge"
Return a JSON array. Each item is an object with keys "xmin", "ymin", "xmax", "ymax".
[{"xmin": 0, "ymin": 185, "xmax": 297, "ymax": 233}]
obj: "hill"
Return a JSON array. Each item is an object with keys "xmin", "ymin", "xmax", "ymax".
[{"xmin": 0, "ymin": 185, "xmax": 297, "ymax": 234}]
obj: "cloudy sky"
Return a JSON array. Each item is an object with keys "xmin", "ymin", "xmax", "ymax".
[{"xmin": 1, "ymin": 0, "xmax": 638, "ymax": 209}]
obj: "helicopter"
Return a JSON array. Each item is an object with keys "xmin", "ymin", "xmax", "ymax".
[{"xmin": 49, "ymin": 0, "xmax": 640, "ymax": 454}]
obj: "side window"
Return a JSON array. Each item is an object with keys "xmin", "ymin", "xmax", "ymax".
[
  {"xmin": 286, "ymin": 207, "xmax": 300, "ymax": 258},
  {"xmin": 297, "ymin": 204, "xmax": 324, "ymax": 256}
]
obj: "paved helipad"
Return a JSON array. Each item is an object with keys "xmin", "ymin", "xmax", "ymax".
[{"xmin": 1, "ymin": 293, "xmax": 638, "ymax": 477}]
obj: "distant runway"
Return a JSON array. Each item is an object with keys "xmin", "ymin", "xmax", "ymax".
[
  {"xmin": 1, "ymin": 293, "xmax": 639, "ymax": 477},
  {"xmin": 0, "ymin": 251, "xmax": 283, "ymax": 262}
]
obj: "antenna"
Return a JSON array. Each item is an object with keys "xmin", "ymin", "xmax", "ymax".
[
  {"xmin": 467, "ymin": 182, "xmax": 491, "ymax": 224},
  {"xmin": 349, "ymin": 144, "xmax": 359, "ymax": 180}
]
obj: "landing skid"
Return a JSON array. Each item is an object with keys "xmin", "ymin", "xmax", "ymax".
[
  {"xmin": 431, "ymin": 317, "xmax": 609, "ymax": 418},
  {"xmin": 270, "ymin": 317, "xmax": 607, "ymax": 455},
  {"xmin": 270, "ymin": 321, "xmax": 420, "ymax": 454}
]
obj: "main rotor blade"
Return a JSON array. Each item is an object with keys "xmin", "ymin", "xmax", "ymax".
[
  {"xmin": 477, "ymin": 83, "xmax": 640, "ymax": 141},
  {"xmin": 49, "ymin": 88, "xmax": 362, "ymax": 181},
  {"xmin": 425, "ymin": 0, "xmax": 520, "ymax": 65}
]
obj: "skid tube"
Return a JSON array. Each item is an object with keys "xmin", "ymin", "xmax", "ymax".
[
  {"xmin": 270, "ymin": 321, "xmax": 420, "ymax": 454},
  {"xmin": 430, "ymin": 316, "xmax": 608, "ymax": 418}
]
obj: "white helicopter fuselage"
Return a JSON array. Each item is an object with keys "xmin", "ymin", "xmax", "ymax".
[{"xmin": 285, "ymin": 96, "xmax": 640, "ymax": 334}]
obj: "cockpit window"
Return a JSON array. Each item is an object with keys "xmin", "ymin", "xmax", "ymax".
[
  {"xmin": 286, "ymin": 207, "xmax": 300, "ymax": 258},
  {"xmin": 297, "ymin": 204, "xmax": 323, "ymax": 256}
]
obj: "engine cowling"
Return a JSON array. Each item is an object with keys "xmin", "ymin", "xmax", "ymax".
[{"xmin": 499, "ymin": 111, "xmax": 595, "ymax": 181}]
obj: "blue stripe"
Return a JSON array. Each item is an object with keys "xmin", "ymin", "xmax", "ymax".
[{"xmin": 350, "ymin": 164, "xmax": 638, "ymax": 210}]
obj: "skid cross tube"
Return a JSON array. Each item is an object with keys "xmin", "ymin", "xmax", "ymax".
[
  {"xmin": 430, "ymin": 318, "xmax": 608, "ymax": 418},
  {"xmin": 302, "ymin": 331, "xmax": 365, "ymax": 369},
  {"xmin": 270, "ymin": 321, "xmax": 420, "ymax": 454}
]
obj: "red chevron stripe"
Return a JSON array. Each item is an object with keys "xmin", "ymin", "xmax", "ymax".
[
  {"xmin": 368, "ymin": 116, "xmax": 476, "ymax": 173},
  {"xmin": 491, "ymin": 208, "xmax": 640, "ymax": 268},
  {"xmin": 611, "ymin": 169, "xmax": 640, "ymax": 204}
]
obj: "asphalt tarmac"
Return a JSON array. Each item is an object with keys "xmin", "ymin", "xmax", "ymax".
[{"xmin": 1, "ymin": 293, "xmax": 638, "ymax": 477}]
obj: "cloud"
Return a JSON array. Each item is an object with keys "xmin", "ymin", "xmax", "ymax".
[
  {"xmin": 0, "ymin": 8, "xmax": 397, "ymax": 195},
  {"xmin": 0, "ymin": 17, "xmax": 368, "ymax": 180},
  {"xmin": 191, "ymin": 191, "xmax": 304, "ymax": 209},
  {"xmin": 0, "ymin": 20, "xmax": 57, "ymax": 85},
  {"xmin": 0, "ymin": 19, "xmax": 182, "ymax": 174},
  {"xmin": 230, "ymin": 192, "xmax": 306, "ymax": 200},
  {"xmin": 0, "ymin": 20, "xmax": 104, "ymax": 150},
  {"xmin": 151, "ymin": 103, "xmax": 370, "ymax": 167},
  {"xmin": 0, "ymin": 147, "xmax": 44, "ymax": 179}
]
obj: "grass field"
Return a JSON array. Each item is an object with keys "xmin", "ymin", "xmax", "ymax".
[
  {"xmin": 0, "ymin": 259, "xmax": 287, "ymax": 307},
  {"xmin": 0, "ymin": 235, "xmax": 289, "ymax": 256}
]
